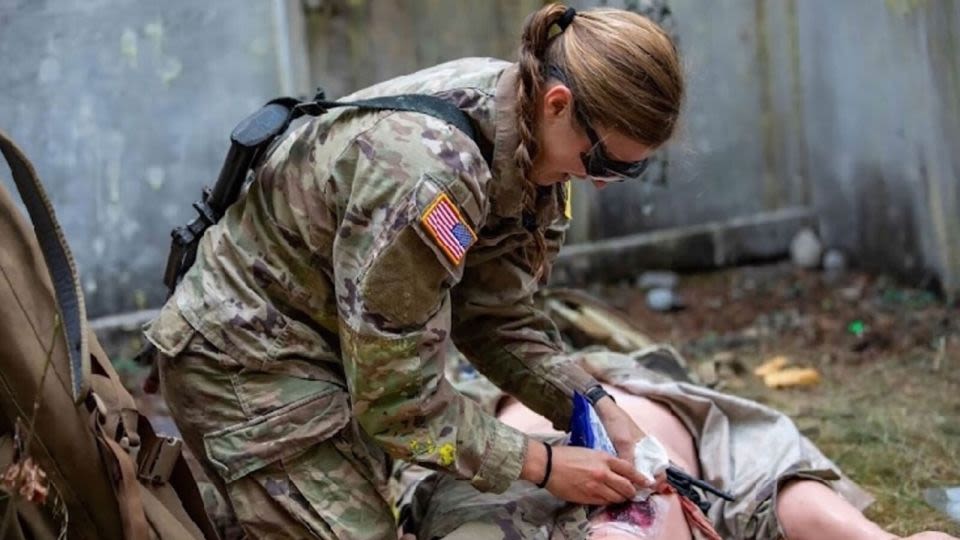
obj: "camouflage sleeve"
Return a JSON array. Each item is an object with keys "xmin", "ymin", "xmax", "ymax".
[
  {"xmin": 334, "ymin": 113, "xmax": 527, "ymax": 494},
  {"xmin": 451, "ymin": 209, "xmax": 600, "ymax": 431}
]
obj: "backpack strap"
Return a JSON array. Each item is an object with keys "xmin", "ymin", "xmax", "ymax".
[{"xmin": 0, "ymin": 129, "xmax": 90, "ymax": 403}]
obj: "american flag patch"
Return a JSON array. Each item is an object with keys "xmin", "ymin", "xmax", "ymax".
[{"xmin": 421, "ymin": 192, "xmax": 476, "ymax": 265}]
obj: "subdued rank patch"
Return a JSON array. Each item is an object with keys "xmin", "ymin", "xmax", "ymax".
[{"xmin": 421, "ymin": 192, "xmax": 476, "ymax": 265}]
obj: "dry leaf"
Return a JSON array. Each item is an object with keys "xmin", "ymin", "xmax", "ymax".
[
  {"xmin": 754, "ymin": 355, "xmax": 790, "ymax": 377},
  {"xmin": 763, "ymin": 367, "xmax": 821, "ymax": 388}
]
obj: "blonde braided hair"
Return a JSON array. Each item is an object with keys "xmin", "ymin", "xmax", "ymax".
[{"xmin": 513, "ymin": 4, "xmax": 684, "ymax": 275}]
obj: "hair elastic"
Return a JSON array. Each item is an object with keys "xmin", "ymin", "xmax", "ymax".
[{"xmin": 557, "ymin": 7, "xmax": 577, "ymax": 31}]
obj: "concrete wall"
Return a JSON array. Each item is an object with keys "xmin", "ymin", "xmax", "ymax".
[
  {"xmin": 635, "ymin": 0, "xmax": 959, "ymax": 293},
  {"xmin": 0, "ymin": 0, "xmax": 285, "ymax": 316},
  {"xmin": 1, "ymin": 0, "xmax": 957, "ymax": 318},
  {"xmin": 794, "ymin": 0, "xmax": 960, "ymax": 293}
]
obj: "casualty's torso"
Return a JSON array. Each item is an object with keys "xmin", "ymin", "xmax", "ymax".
[{"xmin": 147, "ymin": 57, "xmax": 569, "ymax": 371}]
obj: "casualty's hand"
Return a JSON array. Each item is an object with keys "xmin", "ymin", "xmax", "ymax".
[
  {"xmin": 521, "ymin": 441, "xmax": 652, "ymax": 505},
  {"xmin": 594, "ymin": 395, "xmax": 648, "ymax": 470}
]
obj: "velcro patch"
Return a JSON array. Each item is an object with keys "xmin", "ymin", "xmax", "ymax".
[{"xmin": 420, "ymin": 192, "xmax": 476, "ymax": 265}]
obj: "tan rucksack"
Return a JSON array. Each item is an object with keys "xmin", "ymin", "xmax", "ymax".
[{"xmin": 0, "ymin": 129, "xmax": 218, "ymax": 539}]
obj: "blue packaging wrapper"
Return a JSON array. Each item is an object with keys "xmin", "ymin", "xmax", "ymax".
[{"xmin": 569, "ymin": 391, "xmax": 617, "ymax": 456}]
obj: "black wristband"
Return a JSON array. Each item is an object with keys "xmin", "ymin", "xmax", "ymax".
[
  {"xmin": 584, "ymin": 384, "xmax": 615, "ymax": 406},
  {"xmin": 536, "ymin": 442, "xmax": 553, "ymax": 489}
]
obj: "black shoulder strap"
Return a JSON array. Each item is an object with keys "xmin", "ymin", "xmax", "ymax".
[{"xmin": 310, "ymin": 95, "xmax": 481, "ymax": 150}]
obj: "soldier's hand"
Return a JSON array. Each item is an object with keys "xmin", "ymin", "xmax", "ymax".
[
  {"xmin": 594, "ymin": 394, "xmax": 647, "ymax": 467},
  {"xmin": 550, "ymin": 446, "xmax": 652, "ymax": 504},
  {"xmin": 522, "ymin": 442, "xmax": 650, "ymax": 505}
]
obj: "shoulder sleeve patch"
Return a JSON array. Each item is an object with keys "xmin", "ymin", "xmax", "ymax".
[{"xmin": 420, "ymin": 191, "xmax": 477, "ymax": 265}]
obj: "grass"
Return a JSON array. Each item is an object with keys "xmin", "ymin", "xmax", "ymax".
[{"xmin": 609, "ymin": 264, "xmax": 960, "ymax": 535}]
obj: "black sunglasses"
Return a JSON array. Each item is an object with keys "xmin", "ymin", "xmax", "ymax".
[
  {"xmin": 547, "ymin": 65, "xmax": 650, "ymax": 181},
  {"xmin": 578, "ymin": 114, "xmax": 651, "ymax": 181}
]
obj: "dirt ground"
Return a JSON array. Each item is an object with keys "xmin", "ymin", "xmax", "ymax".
[{"xmin": 601, "ymin": 263, "xmax": 960, "ymax": 536}]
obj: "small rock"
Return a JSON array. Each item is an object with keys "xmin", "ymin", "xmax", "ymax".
[
  {"xmin": 823, "ymin": 249, "xmax": 847, "ymax": 274},
  {"xmin": 923, "ymin": 486, "xmax": 960, "ymax": 522},
  {"xmin": 712, "ymin": 351, "xmax": 736, "ymax": 364},
  {"xmin": 839, "ymin": 285, "xmax": 863, "ymax": 302},
  {"xmin": 705, "ymin": 297, "xmax": 724, "ymax": 310},
  {"xmin": 790, "ymin": 228, "xmax": 823, "ymax": 269},
  {"xmin": 742, "ymin": 326, "xmax": 762, "ymax": 340},
  {"xmin": 646, "ymin": 287, "xmax": 677, "ymax": 312},
  {"xmin": 636, "ymin": 271, "xmax": 679, "ymax": 290}
]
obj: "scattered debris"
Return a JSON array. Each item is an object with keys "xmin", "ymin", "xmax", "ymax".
[
  {"xmin": 716, "ymin": 354, "xmax": 747, "ymax": 378},
  {"xmin": 923, "ymin": 486, "xmax": 960, "ymax": 522},
  {"xmin": 751, "ymin": 355, "xmax": 820, "ymax": 388},
  {"xmin": 754, "ymin": 355, "xmax": 790, "ymax": 377},
  {"xmin": 695, "ymin": 351, "xmax": 748, "ymax": 389},
  {"xmin": 646, "ymin": 288, "xmax": 672, "ymax": 311},
  {"xmin": 763, "ymin": 367, "xmax": 822, "ymax": 388},
  {"xmin": 790, "ymin": 228, "xmax": 823, "ymax": 269},
  {"xmin": 753, "ymin": 309, "xmax": 806, "ymax": 335},
  {"xmin": 704, "ymin": 297, "xmax": 724, "ymax": 310},
  {"xmin": 839, "ymin": 284, "xmax": 864, "ymax": 302},
  {"xmin": 934, "ymin": 336, "xmax": 947, "ymax": 371},
  {"xmin": 543, "ymin": 289, "xmax": 653, "ymax": 352},
  {"xmin": 879, "ymin": 286, "xmax": 939, "ymax": 310},
  {"xmin": 847, "ymin": 319, "xmax": 866, "ymax": 338},
  {"xmin": 646, "ymin": 287, "xmax": 681, "ymax": 312},
  {"xmin": 636, "ymin": 271, "xmax": 679, "ymax": 290},
  {"xmin": 822, "ymin": 249, "xmax": 847, "ymax": 275}
]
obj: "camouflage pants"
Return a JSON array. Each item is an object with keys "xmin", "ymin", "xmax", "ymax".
[{"xmin": 158, "ymin": 333, "xmax": 397, "ymax": 540}]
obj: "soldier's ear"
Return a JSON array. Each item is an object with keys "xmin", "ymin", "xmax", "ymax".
[{"xmin": 541, "ymin": 84, "xmax": 574, "ymax": 120}]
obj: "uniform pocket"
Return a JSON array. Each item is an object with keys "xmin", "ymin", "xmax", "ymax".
[
  {"xmin": 144, "ymin": 304, "xmax": 197, "ymax": 358},
  {"xmin": 203, "ymin": 386, "xmax": 350, "ymax": 483}
]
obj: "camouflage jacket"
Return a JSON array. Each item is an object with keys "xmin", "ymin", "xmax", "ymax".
[{"xmin": 146, "ymin": 58, "xmax": 599, "ymax": 493}]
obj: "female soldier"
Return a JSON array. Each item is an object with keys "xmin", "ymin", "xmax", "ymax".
[{"xmin": 145, "ymin": 4, "xmax": 684, "ymax": 538}]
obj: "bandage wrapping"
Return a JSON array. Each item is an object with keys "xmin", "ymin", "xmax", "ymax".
[
  {"xmin": 632, "ymin": 435, "xmax": 670, "ymax": 499},
  {"xmin": 569, "ymin": 392, "xmax": 617, "ymax": 455}
]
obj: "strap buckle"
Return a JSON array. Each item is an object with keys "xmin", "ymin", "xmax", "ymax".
[{"xmin": 137, "ymin": 436, "xmax": 183, "ymax": 485}]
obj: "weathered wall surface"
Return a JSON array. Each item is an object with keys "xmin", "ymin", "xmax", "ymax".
[
  {"xmin": 1, "ymin": 0, "xmax": 957, "ymax": 318},
  {"xmin": 0, "ymin": 0, "xmax": 284, "ymax": 316},
  {"xmin": 794, "ymin": 0, "xmax": 960, "ymax": 293}
]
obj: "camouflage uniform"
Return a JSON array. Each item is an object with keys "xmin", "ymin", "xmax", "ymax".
[{"xmin": 145, "ymin": 58, "xmax": 601, "ymax": 538}]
